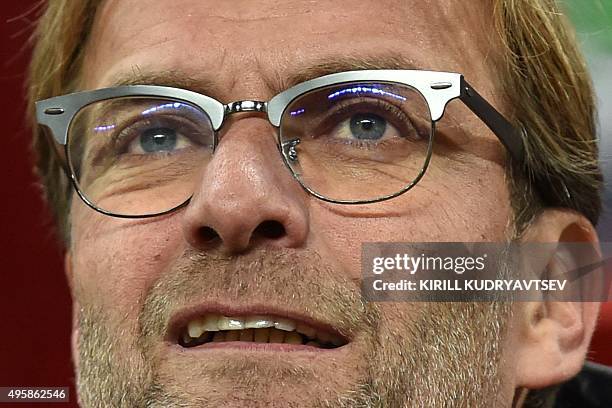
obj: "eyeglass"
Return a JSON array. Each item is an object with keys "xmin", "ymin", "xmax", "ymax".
[{"xmin": 36, "ymin": 70, "xmax": 525, "ymax": 218}]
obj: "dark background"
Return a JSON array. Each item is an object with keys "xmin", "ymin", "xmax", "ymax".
[
  {"xmin": 1, "ymin": 3, "xmax": 610, "ymax": 407},
  {"xmin": 1, "ymin": 3, "xmax": 77, "ymax": 407}
]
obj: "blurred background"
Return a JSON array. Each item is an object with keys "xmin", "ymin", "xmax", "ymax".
[
  {"xmin": 0, "ymin": 2, "xmax": 611, "ymax": 406},
  {"xmin": 565, "ymin": 0, "xmax": 612, "ymax": 242}
]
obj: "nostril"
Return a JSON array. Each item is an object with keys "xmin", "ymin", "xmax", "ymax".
[
  {"xmin": 198, "ymin": 226, "xmax": 219, "ymax": 242},
  {"xmin": 253, "ymin": 220, "xmax": 286, "ymax": 240}
]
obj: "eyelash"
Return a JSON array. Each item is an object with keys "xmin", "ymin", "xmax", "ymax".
[
  {"xmin": 87, "ymin": 98, "xmax": 428, "ymax": 166},
  {"xmin": 315, "ymin": 98, "xmax": 425, "ymax": 146},
  {"xmin": 112, "ymin": 115, "xmax": 196, "ymax": 157}
]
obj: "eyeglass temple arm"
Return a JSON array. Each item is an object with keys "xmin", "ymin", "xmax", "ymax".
[
  {"xmin": 458, "ymin": 77, "xmax": 525, "ymax": 163},
  {"xmin": 458, "ymin": 77, "xmax": 575, "ymax": 207}
]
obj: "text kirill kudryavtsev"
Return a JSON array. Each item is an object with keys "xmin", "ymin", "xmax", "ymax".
[{"xmin": 371, "ymin": 279, "xmax": 567, "ymax": 292}]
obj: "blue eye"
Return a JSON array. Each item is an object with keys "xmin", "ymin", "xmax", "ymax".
[
  {"xmin": 139, "ymin": 127, "xmax": 178, "ymax": 153},
  {"xmin": 349, "ymin": 113, "xmax": 387, "ymax": 140}
]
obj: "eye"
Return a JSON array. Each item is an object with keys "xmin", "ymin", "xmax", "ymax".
[
  {"xmin": 349, "ymin": 113, "xmax": 387, "ymax": 140},
  {"xmin": 125, "ymin": 124, "xmax": 194, "ymax": 155},
  {"xmin": 330, "ymin": 108, "xmax": 404, "ymax": 143},
  {"xmin": 134, "ymin": 127, "xmax": 178, "ymax": 153}
]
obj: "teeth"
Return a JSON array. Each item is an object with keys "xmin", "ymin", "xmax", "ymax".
[
  {"xmin": 188, "ymin": 318, "xmax": 206, "ymax": 338},
  {"xmin": 240, "ymin": 329, "xmax": 254, "ymax": 342},
  {"xmin": 296, "ymin": 323, "xmax": 316, "ymax": 338},
  {"xmin": 244, "ymin": 315, "xmax": 275, "ymax": 329},
  {"xmin": 202, "ymin": 315, "xmax": 219, "ymax": 331},
  {"xmin": 269, "ymin": 329, "xmax": 285, "ymax": 343},
  {"xmin": 181, "ymin": 313, "xmax": 345, "ymax": 348},
  {"xmin": 254, "ymin": 328, "xmax": 270, "ymax": 343},
  {"xmin": 274, "ymin": 318, "xmax": 296, "ymax": 332},
  {"xmin": 218, "ymin": 316, "xmax": 244, "ymax": 330},
  {"xmin": 226, "ymin": 330, "xmax": 240, "ymax": 341},
  {"xmin": 285, "ymin": 332, "xmax": 302, "ymax": 344}
]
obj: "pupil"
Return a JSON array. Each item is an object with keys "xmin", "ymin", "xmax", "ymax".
[
  {"xmin": 361, "ymin": 120, "xmax": 374, "ymax": 130},
  {"xmin": 350, "ymin": 114, "xmax": 386, "ymax": 140},
  {"xmin": 141, "ymin": 128, "xmax": 177, "ymax": 152}
]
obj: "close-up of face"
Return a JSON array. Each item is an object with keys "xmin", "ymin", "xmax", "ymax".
[{"xmin": 37, "ymin": 0, "xmax": 601, "ymax": 407}]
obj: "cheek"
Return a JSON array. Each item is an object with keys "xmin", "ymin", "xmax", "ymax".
[
  {"xmin": 70, "ymin": 200, "xmax": 184, "ymax": 317},
  {"xmin": 309, "ymin": 161, "xmax": 511, "ymax": 279}
]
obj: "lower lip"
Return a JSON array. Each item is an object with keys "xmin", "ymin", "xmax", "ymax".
[{"xmin": 176, "ymin": 341, "xmax": 340, "ymax": 353}]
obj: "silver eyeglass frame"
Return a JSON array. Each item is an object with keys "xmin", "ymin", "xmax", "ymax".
[{"xmin": 36, "ymin": 69, "xmax": 526, "ymax": 218}]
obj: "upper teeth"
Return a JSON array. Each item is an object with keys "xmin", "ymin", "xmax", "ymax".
[
  {"xmin": 183, "ymin": 314, "xmax": 343, "ymax": 346},
  {"xmin": 188, "ymin": 315, "xmax": 301, "ymax": 338}
]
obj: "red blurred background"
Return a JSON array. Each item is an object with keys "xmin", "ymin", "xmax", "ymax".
[
  {"xmin": 0, "ymin": 3, "xmax": 610, "ymax": 407},
  {"xmin": 1, "ymin": 2, "xmax": 76, "ymax": 407}
]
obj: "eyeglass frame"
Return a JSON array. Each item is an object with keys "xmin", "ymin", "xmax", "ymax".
[{"xmin": 36, "ymin": 69, "xmax": 529, "ymax": 218}]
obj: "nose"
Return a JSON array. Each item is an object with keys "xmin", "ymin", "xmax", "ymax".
[{"xmin": 181, "ymin": 118, "xmax": 309, "ymax": 254}]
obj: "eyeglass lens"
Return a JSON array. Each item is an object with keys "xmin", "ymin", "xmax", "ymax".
[
  {"xmin": 279, "ymin": 82, "xmax": 433, "ymax": 202},
  {"xmin": 67, "ymin": 81, "xmax": 433, "ymax": 217}
]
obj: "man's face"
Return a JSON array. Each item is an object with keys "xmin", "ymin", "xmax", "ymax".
[{"xmin": 69, "ymin": 0, "xmax": 518, "ymax": 406}]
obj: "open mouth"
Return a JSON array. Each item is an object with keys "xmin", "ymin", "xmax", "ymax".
[{"xmin": 178, "ymin": 314, "xmax": 348, "ymax": 349}]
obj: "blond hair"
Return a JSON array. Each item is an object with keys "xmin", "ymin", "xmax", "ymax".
[{"xmin": 27, "ymin": 0, "xmax": 602, "ymax": 242}]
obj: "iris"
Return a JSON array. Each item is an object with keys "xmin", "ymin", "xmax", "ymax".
[
  {"xmin": 349, "ymin": 113, "xmax": 387, "ymax": 140},
  {"xmin": 140, "ymin": 127, "xmax": 178, "ymax": 153}
]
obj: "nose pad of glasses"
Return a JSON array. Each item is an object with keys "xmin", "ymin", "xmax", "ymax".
[{"xmin": 281, "ymin": 138, "xmax": 300, "ymax": 163}]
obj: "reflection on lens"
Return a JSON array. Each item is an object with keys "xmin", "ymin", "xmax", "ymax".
[
  {"xmin": 68, "ymin": 97, "xmax": 215, "ymax": 216},
  {"xmin": 279, "ymin": 82, "xmax": 432, "ymax": 202}
]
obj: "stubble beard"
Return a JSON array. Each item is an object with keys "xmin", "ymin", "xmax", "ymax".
[{"xmin": 75, "ymin": 249, "xmax": 512, "ymax": 407}]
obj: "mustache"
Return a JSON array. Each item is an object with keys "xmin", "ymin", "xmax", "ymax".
[{"xmin": 137, "ymin": 247, "xmax": 376, "ymax": 345}]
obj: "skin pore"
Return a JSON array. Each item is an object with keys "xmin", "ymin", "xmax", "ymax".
[{"xmin": 65, "ymin": 0, "xmax": 600, "ymax": 406}]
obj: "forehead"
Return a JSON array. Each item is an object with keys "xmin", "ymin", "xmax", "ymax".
[{"xmin": 84, "ymin": 0, "xmax": 496, "ymax": 95}]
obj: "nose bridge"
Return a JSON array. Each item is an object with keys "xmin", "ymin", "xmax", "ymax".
[
  {"xmin": 181, "ymin": 116, "xmax": 309, "ymax": 254},
  {"xmin": 207, "ymin": 121, "xmax": 281, "ymax": 200}
]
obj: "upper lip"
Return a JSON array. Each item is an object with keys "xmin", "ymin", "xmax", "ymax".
[{"xmin": 165, "ymin": 301, "xmax": 351, "ymax": 345}]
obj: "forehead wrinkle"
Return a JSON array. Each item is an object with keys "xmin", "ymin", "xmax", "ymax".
[
  {"xmin": 273, "ymin": 52, "xmax": 422, "ymax": 92},
  {"xmin": 106, "ymin": 70, "xmax": 222, "ymax": 98},
  {"xmin": 85, "ymin": 0, "xmax": 499, "ymax": 114},
  {"xmin": 104, "ymin": 51, "xmax": 426, "ymax": 103}
]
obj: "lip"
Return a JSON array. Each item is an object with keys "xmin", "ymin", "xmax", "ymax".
[{"xmin": 165, "ymin": 301, "xmax": 351, "ymax": 348}]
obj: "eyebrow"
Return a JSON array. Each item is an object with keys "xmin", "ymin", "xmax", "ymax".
[
  {"xmin": 106, "ymin": 52, "xmax": 422, "ymax": 99},
  {"xmin": 281, "ymin": 53, "xmax": 421, "ymax": 90},
  {"xmin": 109, "ymin": 71, "xmax": 220, "ymax": 97}
]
